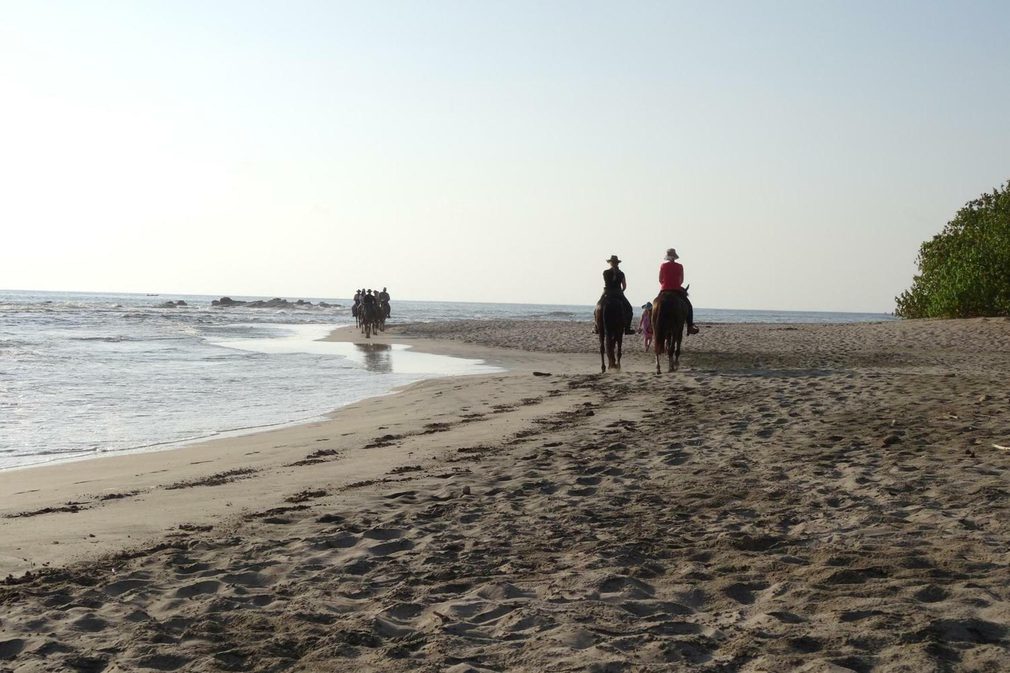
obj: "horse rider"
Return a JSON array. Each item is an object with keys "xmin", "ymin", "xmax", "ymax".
[
  {"xmin": 595, "ymin": 255, "xmax": 635, "ymax": 335},
  {"xmin": 378, "ymin": 287, "xmax": 391, "ymax": 318},
  {"xmin": 352, "ymin": 289, "xmax": 362, "ymax": 317},
  {"xmin": 658, "ymin": 248, "xmax": 699, "ymax": 334}
]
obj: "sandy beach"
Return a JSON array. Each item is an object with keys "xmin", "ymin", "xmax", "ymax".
[{"xmin": 3, "ymin": 318, "xmax": 1010, "ymax": 672}]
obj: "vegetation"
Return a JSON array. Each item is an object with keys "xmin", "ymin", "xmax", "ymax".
[{"xmin": 895, "ymin": 181, "xmax": 1010, "ymax": 318}]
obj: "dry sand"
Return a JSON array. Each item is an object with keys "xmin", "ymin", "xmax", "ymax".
[{"xmin": 2, "ymin": 318, "xmax": 1010, "ymax": 672}]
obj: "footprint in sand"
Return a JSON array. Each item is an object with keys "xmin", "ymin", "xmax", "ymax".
[
  {"xmin": 361, "ymin": 527, "xmax": 405, "ymax": 541},
  {"xmin": 70, "ymin": 613, "xmax": 109, "ymax": 632},
  {"xmin": 313, "ymin": 532, "xmax": 360, "ymax": 549},
  {"xmin": 367, "ymin": 538, "xmax": 415, "ymax": 557},
  {"xmin": 597, "ymin": 576, "xmax": 656, "ymax": 600},
  {"xmin": 720, "ymin": 581, "xmax": 768, "ymax": 605},
  {"xmin": 766, "ymin": 610, "xmax": 805, "ymax": 624},
  {"xmin": 620, "ymin": 600, "xmax": 693, "ymax": 618},
  {"xmin": 0, "ymin": 639, "xmax": 25, "ymax": 660},
  {"xmin": 787, "ymin": 636, "xmax": 823, "ymax": 653},
  {"xmin": 220, "ymin": 571, "xmax": 272, "ymax": 588},
  {"xmin": 174, "ymin": 580, "xmax": 222, "ymax": 598},
  {"xmin": 912, "ymin": 584, "xmax": 948, "ymax": 603},
  {"xmin": 133, "ymin": 653, "xmax": 191, "ymax": 671},
  {"xmin": 104, "ymin": 578, "xmax": 149, "ymax": 597}
]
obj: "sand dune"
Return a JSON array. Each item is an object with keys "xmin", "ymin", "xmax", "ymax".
[{"xmin": 2, "ymin": 318, "xmax": 1010, "ymax": 672}]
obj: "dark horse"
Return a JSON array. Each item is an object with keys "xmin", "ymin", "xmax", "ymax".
[
  {"xmin": 653, "ymin": 288, "xmax": 689, "ymax": 373},
  {"xmin": 596, "ymin": 294, "xmax": 625, "ymax": 373},
  {"xmin": 359, "ymin": 302, "xmax": 381, "ymax": 339}
]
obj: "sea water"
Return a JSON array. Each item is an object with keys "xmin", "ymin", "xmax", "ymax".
[{"xmin": 0, "ymin": 290, "xmax": 892, "ymax": 470}]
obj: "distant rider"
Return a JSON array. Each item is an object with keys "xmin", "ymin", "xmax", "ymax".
[
  {"xmin": 595, "ymin": 255, "xmax": 635, "ymax": 335},
  {"xmin": 352, "ymin": 289, "xmax": 362, "ymax": 317},
  {"xmin": 657, "ymin": 248, "xmax": 699, "ymax": 334},
  {"xmin": 378, "ymin": 287, "xmax": 391, "ymax": 318},
  {"xmin": 363, "ymin": 289, "xmax": 377, "ymax": 311}
]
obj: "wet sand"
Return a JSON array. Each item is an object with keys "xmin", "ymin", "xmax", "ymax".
[{"xmin": 2, "ymin": 318, "xmax": 1010, "ymax": 672}]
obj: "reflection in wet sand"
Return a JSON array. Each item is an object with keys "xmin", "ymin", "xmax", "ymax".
[{"xmin": 355, "ymin": 343, "xmax": 393, "ymax": 373}]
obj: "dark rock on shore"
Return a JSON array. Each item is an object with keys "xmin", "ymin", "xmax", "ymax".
[
  {"xmin": 210, "ymin": 297, "xmax": 340, "ymax": 309},
  {"xmin": 156, "ymin": 300, "xmax": 188, "ymax": 308}
]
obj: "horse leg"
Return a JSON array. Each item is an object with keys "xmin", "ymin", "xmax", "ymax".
[
  {"xmin": 670, "ymin": 325, "xmax": 682, "ymax": 372},
  {"xmin": 654, "ymin": 328, "xmax": 662, "ymax": 374},
  {"xmin": 599, "ymin": 332, "xmax": 606, "ymax": 373},
  {"xmin": 615, "ymin": 334, "xmax": 622, "ymax": 370}
]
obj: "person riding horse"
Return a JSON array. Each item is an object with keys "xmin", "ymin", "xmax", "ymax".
[
  {"xmin": 352, "ymin": 289, "xmax": 363, "ymax": 318},
  {"xmin": 656, "ymin": 248, "xmax": 699, "ymax": 335},
  {"xmin": 595, "ymin": 255, "xmax": 635, "ymax": 335},
  {"xmin": 378, "ymin": 287, "xmax": 391, "ymax": 319}
]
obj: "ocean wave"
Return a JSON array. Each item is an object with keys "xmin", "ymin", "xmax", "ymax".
[
  {"xmin": 527, "ymin": 311, "xmax": 583, "ymax": 319},
  {"xmin": 70, "ymin": 336, "xmax": 145, "ymax": 343}
]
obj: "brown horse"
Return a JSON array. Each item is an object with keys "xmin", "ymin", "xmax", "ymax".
[
  {"xmin": 596, "ymin": 294, "xmax": 625, "ymax": 373},
  {"xmin": 652, "ymin": 289, "xmax": 688, "ymax": 373}
]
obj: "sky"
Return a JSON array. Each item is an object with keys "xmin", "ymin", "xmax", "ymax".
[{"xmin": 2, "ymin": 1, "xmax": 1008, "ymax": 312}]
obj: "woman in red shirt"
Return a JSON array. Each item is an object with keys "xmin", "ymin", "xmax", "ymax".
[{"xmin": 658, "ymin": 248, "xmax": 699, "ymax": 334}]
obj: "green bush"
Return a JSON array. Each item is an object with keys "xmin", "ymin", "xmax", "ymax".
[{"xmin": 895, "ymin": 181, "xmax": 1010, "ymax": 318}]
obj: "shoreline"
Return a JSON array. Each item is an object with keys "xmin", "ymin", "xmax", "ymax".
[
  {"xmin": 0, "ymin": 323, "xmax": 601, "ymax": 578},
  {"xmin": 3, "ymin": 318, "xmax": 1010, "ymax": 671},
  {"xmin": 0, "ymin": 323, "xmax": 505, "ymax": 475}
]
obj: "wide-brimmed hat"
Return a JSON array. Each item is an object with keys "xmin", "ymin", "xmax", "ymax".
[
  {"xmin": 641, "ymin": 302, "xmax": 652, "ymax": 309},
  {"xmin": 606, "ymin": 255, "xmax": 622, "ymax": 264},
  {"xmin": 665, "ymin": 248, "xmax": 679, "ymax": 261}
]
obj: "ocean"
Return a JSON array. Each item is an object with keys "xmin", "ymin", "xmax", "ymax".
[{"xmin": 0, "ymin": 290, "xmax": 893, "ymax": 471}]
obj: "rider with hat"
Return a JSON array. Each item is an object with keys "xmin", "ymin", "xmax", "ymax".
[
  {"xmin": 658, "ymin": 248, "xmax": 699, "ymax": 334},
  {"xmin": 596, "ymin": 254, "xmax": 635, "ymax": 335}
]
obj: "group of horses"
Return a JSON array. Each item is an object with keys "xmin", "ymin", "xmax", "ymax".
[
  {"xmin": 596, "ymin": 290, "xmax": 689, "ymax": 375},
  {"xmin": 352, "ymin": 300, "xmax": 389, "ymax": 338}
]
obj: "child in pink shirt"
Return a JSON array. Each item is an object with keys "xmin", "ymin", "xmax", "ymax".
[{"xmin": 639, "ymin": 302, "xmax": 654, "ymax": 351}]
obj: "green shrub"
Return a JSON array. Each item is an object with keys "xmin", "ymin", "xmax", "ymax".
[{"xmin": 895, "ymin": 181, "xmax": 1010, "ymax": 318}]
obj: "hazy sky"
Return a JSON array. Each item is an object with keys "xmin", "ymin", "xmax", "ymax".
[{"xmin": 2, "ymin": 1, "xmax": 1008, "ymax": 312}]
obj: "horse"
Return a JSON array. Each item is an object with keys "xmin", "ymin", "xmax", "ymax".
[
  {"xmin": 378, "ymin": 300, "xmax": 390, "ymax": 331},
  {"xmin": 652, "ymin": 289, "xmax": 689, "ymax": 373},
  {"xmin": 359, "ymin": 302, "xmax": 380, "ymax": 339},
  {"xmin": 595, "ymin": 294, "xmax": 625, "ymax": 373}
]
